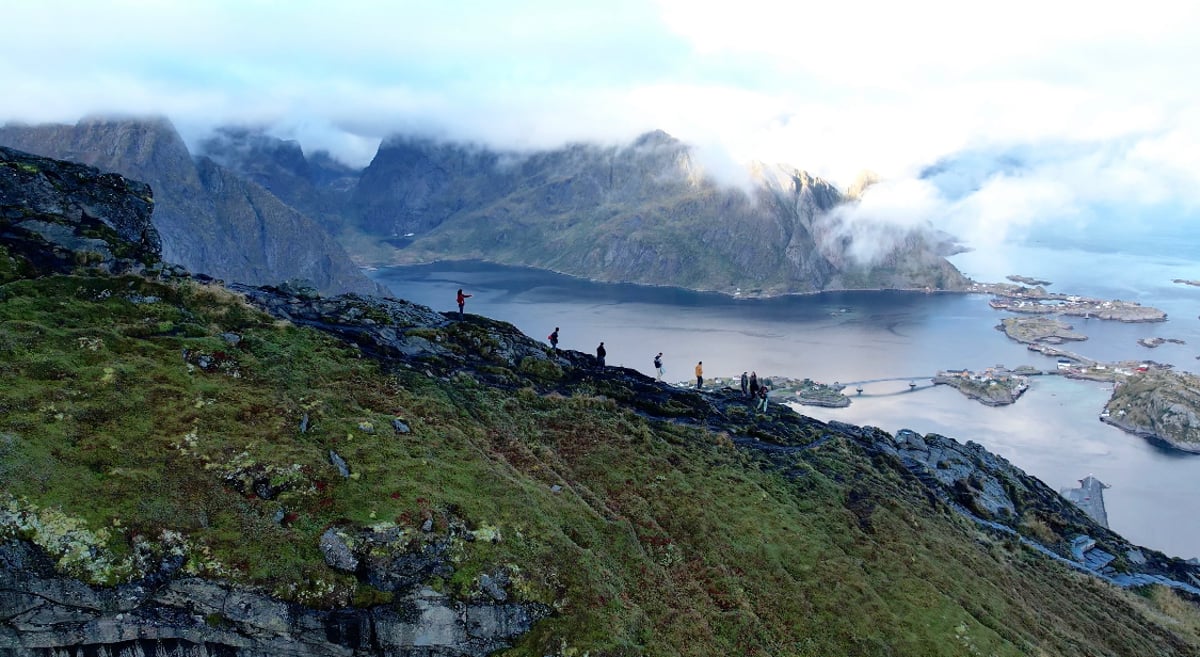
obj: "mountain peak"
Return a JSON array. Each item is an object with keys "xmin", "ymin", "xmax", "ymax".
[{"xmin": 632, "ymin": 128, "xmax": 679, "ymax": 148}]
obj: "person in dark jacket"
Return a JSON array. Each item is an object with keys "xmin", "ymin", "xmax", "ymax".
[
  {"xmin": 549, "ymin": 327, "xmax": 560, "ymax": 353},
  {"xmin": 456, "ymin": 289, "xmax": 472, "ymax": 319},
  {"xmin": 740, "ymin": 371, "xmax": 749, "ymax": 396},
  {"xmin": 654, "ymin": 352, "xmax": 664, "ymax": 381},
  {"xmin": 596, "ymin": 342, "xmax": 606, "ymax": 367},
  {"xmin": 757, "ymin": 384, "xmax": 769, "ymax": 412},
  {"xmin": 749, "ymin": 371, "xmax": 759, "ymax": 398}
]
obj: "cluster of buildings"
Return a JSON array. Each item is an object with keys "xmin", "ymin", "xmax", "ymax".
[{"xmin": 938, "ymin": 365, "xmax": 1029, "ymax": 389}]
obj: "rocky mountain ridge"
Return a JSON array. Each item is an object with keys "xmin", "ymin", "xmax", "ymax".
[
  {"xmin": 197, "ymin": 126, "xmax": 968, "ymax": 296},
  {"xmin": 4, "ymin": 148, "xmax": 1200, "ymax": 656},
  {"xmin": 347, "ymin": 130, "xmax": 968, "ymax": 295},
  {"xmin": 0, "ymin": 118, "xmax": 381, "ymax": 296}
]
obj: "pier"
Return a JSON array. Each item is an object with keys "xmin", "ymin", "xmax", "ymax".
[{"xmin": 1060, "ymin": 475, "xmax": 1111, "ymax": 528}]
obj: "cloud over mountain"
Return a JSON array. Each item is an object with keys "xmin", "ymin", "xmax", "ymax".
[{"xmin": 2, "ymin": 0, "xmax": 1198, "ymax": 250}]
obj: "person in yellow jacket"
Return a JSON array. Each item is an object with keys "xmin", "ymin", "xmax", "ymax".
[{"xmin": 694, "ymin": 361, "xmax": 703, "ymax": 390}]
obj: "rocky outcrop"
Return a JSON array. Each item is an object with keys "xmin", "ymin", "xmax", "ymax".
[
  {"xmin": 0, "ymin": 146, "xmax": 161, "ymax": 278},
  {"xmin": 880, "ymin": 430, "xmax": 1200, "ymax": 586},
  {"xmin": 0, "ymin": 540, "xmax": 546, "ymax": 657},
  {"xmin": 0, "ymin": 118, "xmax": 380, "ymax": 296},
  {"xmin": 1103, "ymin": 370, "xmax": 1200, "ymax": 453}
]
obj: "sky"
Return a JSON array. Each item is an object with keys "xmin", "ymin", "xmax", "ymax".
[{"xmin": 3, "ymin": 0, "xmax": 1199, "ymax": 251}]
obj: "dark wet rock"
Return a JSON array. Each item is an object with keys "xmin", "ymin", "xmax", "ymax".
[
  {"xmin": 478, "ymin": 572, "xmax": 509, "ymax": 602},
  {"xmin": 1, "ymin": 146, "xmax": 161, "ymax": 279},
  {"xmin": 319, "ymin": 528, "xmax": 358, "ymax": 572},
  {"xmin": 278, "ymin": 277, "xmax": 321, "ymax": 300},
  {"xmin": 329, "ymin": 450, "xmax": 350, "ymax": 478},
  {"xmin": 0, "ymin": 539, "xmax": 547, "ymax": 657}
]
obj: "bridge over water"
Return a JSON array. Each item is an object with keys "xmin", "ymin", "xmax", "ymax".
[{"xmin": 831, "ymin": 376, "xmax": 938, "ymax": 397}]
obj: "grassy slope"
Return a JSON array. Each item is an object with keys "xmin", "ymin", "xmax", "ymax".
[{"xmin": 2, "ymin": 264, "xmax": 1199, "ymax": 656}]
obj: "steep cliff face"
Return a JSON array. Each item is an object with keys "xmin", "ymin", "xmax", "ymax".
[
  {"xmin": 351, "ymin": 130, "xmax": 968, "ymax": 295},
  {"xmin": 198, "ymin": 126, "xmax": 360, "ymax": 232},
  {"xmin": 0, "ymin": 118, "xmax": 380, "ymax": 296}
]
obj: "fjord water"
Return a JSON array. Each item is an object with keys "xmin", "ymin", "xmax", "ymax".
[{"xmin": 370, "ymin": 237, "xmax": 1200, "ymax": 559}]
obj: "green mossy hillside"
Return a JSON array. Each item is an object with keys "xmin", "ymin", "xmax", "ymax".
[{"xmin": 2, "ymin": 268, "xmax": 1200, "ymax": 656}]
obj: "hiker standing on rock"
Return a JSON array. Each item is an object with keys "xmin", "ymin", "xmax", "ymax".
[
  {"xmin": 549, "ymin": 327, "xmax": 560, "ymax": 353},
  {"xmin": 740, "ymin": 371, "xmax": 748, "ymax": 396},
  {"xmin": 695, "ymin": 361, "xmax": 704, "ymax": 390},
  {"xmin": 596, "ymin": 341, "xmax": 606, "ymax": 367},
  {"xmin": 749, "ymin": 371, "xmax": 759, "ymax": 399},
  {"xmin": 456, "ymin": 289, "xmax": 472, "ymax": 319},
  {"xmin": 757, "ymin": 384, "xmax": 769, "ymax": 412},
  {"xmin": 654, "ymin": 352, "xmax": 664, "ymax": 381}
]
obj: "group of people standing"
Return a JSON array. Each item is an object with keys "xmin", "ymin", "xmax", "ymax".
[
  {"xmin": 741, "ymin": 371, "xmax": 770, "ymax": 412},
  {"xmin": 455, "ymin": 290, "xmax": 766, "ymax": 412}
]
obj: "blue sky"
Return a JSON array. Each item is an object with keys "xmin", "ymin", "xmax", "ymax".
[{"xmin": 2, "ymin": 0, "xmax": 1198, "ymax": 249}]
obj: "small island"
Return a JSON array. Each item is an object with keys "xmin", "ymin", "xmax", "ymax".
[
  {"xmin": 791, "ymin": 379, "xmax": 851, "ymax": 407},
  {"xmin": 978, "ymin": 283, "xmax": 1167, "ymax": 322},
  {"xmin": 1172, "ymin": 279, "xmax": 1200, "ymax": 287},
  {"xmin": 1102, "ymin": 369, "xmax": 1200, "ymax": 454},
  {"xmin": 933, "ymin": 367, "xmax": 1029, "ymax": 406},
  {"xmin": 1137, "ymin": 337, "xmax": 1186, "ymax": 348},
  {"xmin": 1007, "ymin": 274, "xmax": 1053, "ymax": 286},
  {"xmin": 997, "ymin": 317, "xmax": 1088, "ymax": 345}
]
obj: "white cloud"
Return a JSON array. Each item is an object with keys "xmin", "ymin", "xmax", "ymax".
[{"xmin": 2, "ymin": 0, "xmax": 1198, "ymax": 246}]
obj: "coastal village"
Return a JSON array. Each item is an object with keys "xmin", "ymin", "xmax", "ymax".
[
  {"xmin": 786, "ymin": 276, "xmax": 1196, "ymax": 444},
  {"xmin": 782, "ymin": 273, "xmax": 1200, "ymax": 532}
]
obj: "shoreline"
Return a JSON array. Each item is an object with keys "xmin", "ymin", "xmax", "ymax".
[
  {"xmin": 1099, "ymin": 415, "xmax": 1200, "ymax": 455},
  {"xmin": 367, "ymin": 258, "xmax": 978, "ymax": 301}
]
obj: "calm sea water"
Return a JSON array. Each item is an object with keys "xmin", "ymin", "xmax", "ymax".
[{"xmin": 369, "ymin": 242, "xmax": 1200, "ymax": 559}]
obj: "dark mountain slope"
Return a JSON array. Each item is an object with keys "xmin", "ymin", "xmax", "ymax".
[
  {"xmin": 197, "ymin": 126, "xmax": 359, "ymax": 232},
  {"xmin": 0, "ymin": 118, "xmax": 379, "ymax": 296},
  {"xmin": 350, "ymin": 131, "xmax": 967, "ymax": 295}
]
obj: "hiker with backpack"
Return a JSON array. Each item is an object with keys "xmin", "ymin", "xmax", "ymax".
[
  {"xmin": 548, "ymin": 327, "xmax": 560, "ymax": 353},
  {"xmin": 654, "ymin": 353, "xmax": 664, "ymax": 381},
  {"xmin": 596, "ymin": 342, "xmax": 607, "ymax": 367}
]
